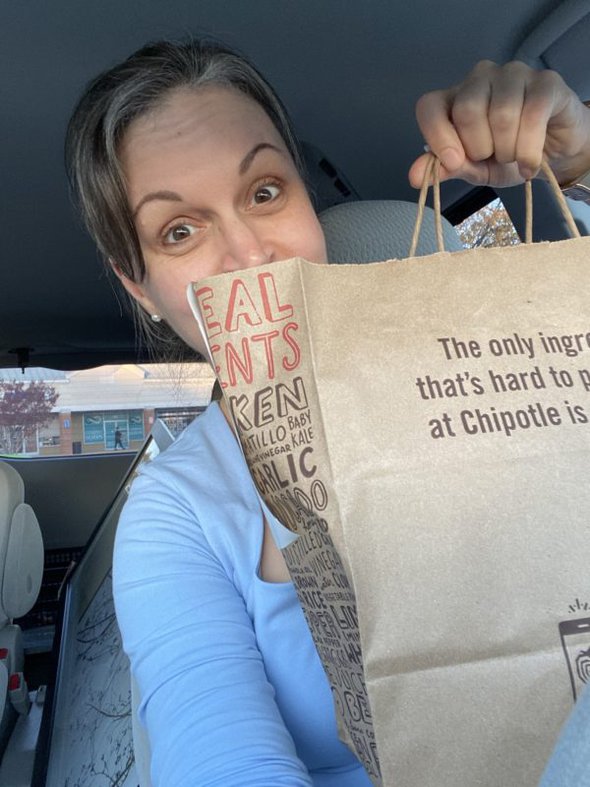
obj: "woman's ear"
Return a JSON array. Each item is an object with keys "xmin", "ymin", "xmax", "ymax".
[{"xmin": 109, "ymin": 258, "xmax": 158, "ymax": 315}]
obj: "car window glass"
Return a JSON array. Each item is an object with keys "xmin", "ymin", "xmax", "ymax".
[
  {"xmin": 0, "ymin": 363, "xmax": 215, "ymax": 458},
  {"xmin": 456, "ymin": 197, "xmax": 521, "ymax": 249}
]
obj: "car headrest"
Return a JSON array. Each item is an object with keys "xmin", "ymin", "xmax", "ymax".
[
  {"xmin": 319, "ymin": 200, "xmax": 463, "ymax": 263},
  {"xmin": 0, "ymin": 462, "xmax": 44, "ymax": 622}
]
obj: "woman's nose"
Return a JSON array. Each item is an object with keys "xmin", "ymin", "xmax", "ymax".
[{"xmin": 220, "ymin": 218, "xmax": 273, "ymax": 271}]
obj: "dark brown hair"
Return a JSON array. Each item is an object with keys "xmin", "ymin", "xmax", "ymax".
[{"xmin": 66, "ymin": 38, "xmax": 305, "ymax": 358}]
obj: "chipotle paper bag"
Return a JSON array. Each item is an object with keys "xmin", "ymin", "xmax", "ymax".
[{"xmin": 188, "ymin": 180, "xmax": 590, "ymax": 786}]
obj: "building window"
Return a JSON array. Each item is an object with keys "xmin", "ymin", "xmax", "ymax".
[
  {"xmin": 83, "ymin": 414, "xmax": 105, "ymax": 445},
  {"xmin": 83, "ymin": 410, "xmax": 145, "ymax": 449},
  {"xmin": 156, "ymin": 408, "xmax": 202, "ymax": 437},
  {"xmin": 129, "ymin": 413, "xmax": 144, "ymax": 442},
  {"xmin": 39, "ymin": 435, "xmax": 60, "ymax": 448}
]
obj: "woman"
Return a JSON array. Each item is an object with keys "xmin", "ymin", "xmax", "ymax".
[{"xmin": 66, "ymin": 40, "xmax": 590, "ymax": 786}]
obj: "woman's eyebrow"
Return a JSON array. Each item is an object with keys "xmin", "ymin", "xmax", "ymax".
[
  {"xmin": 132, "ymin": 144, "xmax": 284, "ymax": 217},
  {"xmin": 133, "ymin": 190, "xmax": 182, "ymax": 218},
  {"xmin": 239, "ymin": 143, "xmax": 283, "ymax": 175}
]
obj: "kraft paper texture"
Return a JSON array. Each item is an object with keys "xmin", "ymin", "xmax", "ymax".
[{"xmin": 191, "ymin": 236, "xmax": 590, "ymax": 786}]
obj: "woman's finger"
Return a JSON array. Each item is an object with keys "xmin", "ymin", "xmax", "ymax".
[
  {"xmin": 449, "ymin": 64, "xmax": 495, "ymax": 163},
  {"xmin": 486, "ymin": 61, "xmax": 528, "ymax": 165},
  {"xmin": 408, "ymin": 151, "xmax": 501, "ymax": 188},
  {"xmin": 514, "ymin": 72, "xmax": 558, "ymax": 179},
  {"xmin": 415, "ymin": 89, "xmax": 465, "ymax": 173},
  {"xmin": 408, "ymin": 152, "xmax": 448, "ymax": 187}
]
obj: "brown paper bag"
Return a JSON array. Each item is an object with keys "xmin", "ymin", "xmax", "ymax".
[{"xmin": 189, "ymin": 162, "xmax": 590, "ymax": 787}]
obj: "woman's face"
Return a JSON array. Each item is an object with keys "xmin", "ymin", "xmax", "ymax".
[{"xmin": 117, "ymin": 86, "xmax": 327, "ymax": 354}]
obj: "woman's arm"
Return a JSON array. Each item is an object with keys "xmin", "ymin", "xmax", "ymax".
[
  {"xmin": 539, "ymin": 685, "xmax": 590, "ymax": 786},
  {"xmin": 113, "ymin": 469, "xmax": 313, "ymax": 787}
]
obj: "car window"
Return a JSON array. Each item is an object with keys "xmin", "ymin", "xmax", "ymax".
[
  {"xmin": 456, "ymin": 198, "xmax": 521, "ymax": 249},
  {"xmin": 0, "ymin": 363, "xmax": 215, "ymax": 458}
]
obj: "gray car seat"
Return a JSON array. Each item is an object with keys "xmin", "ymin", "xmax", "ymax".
[
  {"xmin": 320, "ymin": 199, "xmax": 463, "ymax": 262},
  {"xmin": 0, "ymin": 461, "xmax": 44, "ymax": 756}
]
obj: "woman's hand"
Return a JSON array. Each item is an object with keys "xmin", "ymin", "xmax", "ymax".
[{"xmin": 409, "ymin": 60, "xmax": 590, "ymax": 189}]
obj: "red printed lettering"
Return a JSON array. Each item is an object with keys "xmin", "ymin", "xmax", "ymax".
[
  {"xmin": 225, "ymin": 338, "xmax": 253, "ymax": 386},
  {"xmin": 251, "ymin": 330, "xmax": 280, "ymax": 380},
  {"xmin": 259, "ymin": 272, "xmax": 293, "ymax": 322},
  {"xmin": 282, "ymin": 322, "xmax": 301, "ymax": 371},
  {"xmin": 225, "ymin": 279, "xmax": 263, "ymax": 332},
  {"xmin": 195, "ymin": 286, "xmax": 221, "ymax": 338}
]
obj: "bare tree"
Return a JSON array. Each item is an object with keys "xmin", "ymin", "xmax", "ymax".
[
  {"xmin": 0, "ymin": 380, "xmax": 58, "ymax": 454},
  {"xmin": 456, "ymin": 199, "xmax": 520, "ymax": 248}
]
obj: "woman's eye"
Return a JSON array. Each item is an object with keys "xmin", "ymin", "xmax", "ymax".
[
  {"xmin": 252, "ymin": 183, "xmax": 281, "ymax": 205},
  {"xmin": 163, "ymin": 223, "xmax": 197, "ymax": 244}
]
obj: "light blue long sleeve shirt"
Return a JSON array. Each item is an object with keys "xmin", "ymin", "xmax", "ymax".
[
  {"xmin": 113, "ymin": 402, "xmax": 372, "ymax": 787},
  {"xmin": 540, "ymin": 683, "xmax": 590, "ymax": 786}
]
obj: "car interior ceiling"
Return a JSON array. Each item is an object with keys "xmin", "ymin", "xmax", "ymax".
[{"xmin": 3, "ymin": 0, "xmax": 590, "ymax": 372}]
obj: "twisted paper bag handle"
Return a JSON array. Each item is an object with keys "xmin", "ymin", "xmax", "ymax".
[{"xmin": 409, "ymin": 152, "xmax": 581, "ymax": 257}]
